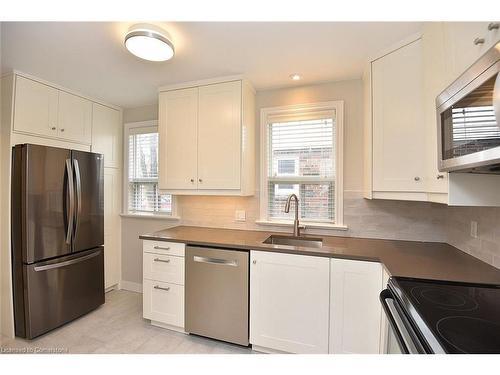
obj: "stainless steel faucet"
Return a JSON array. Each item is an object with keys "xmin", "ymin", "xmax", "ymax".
[{"xmin": 284, "ymin": 193, "xmax": 301, "ymax": 237}]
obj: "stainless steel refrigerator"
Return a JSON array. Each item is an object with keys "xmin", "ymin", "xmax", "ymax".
[{"xmin": 11, "ymin": 144, "xmax": 105, "ymax": 339}]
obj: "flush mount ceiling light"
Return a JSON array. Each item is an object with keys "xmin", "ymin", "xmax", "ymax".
[
  {"xmin": 289, "ymin": 73, "xmax": 302, "ymax": 81},
  {"xmin": 125, "ymin": 24, "xmax": 174, "ymax": 62}
]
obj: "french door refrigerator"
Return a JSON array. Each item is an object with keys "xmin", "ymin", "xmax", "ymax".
[{"xmin": 11, "ymin": 144, "xmax": 105, "ymax": 339}]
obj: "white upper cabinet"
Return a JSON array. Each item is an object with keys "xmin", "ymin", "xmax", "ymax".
[
  {"xmin": 14, "ymin": 76, "xmax": 59, "ymax": 137},
  {"xmin": 364, "ymin": 24, "xmax": 500, "ymax": 206},
  {"xmin": 329, "ymin": 258, "xmax": 383, "ymax": 354},
  {"xmin": 58, "ymin": 91, "xmax": 92, "ymax": 144},
  {"xmin": 158, "ymin": 87, "xmax": 199, "ymax": 190},
  {"xmin": 443, "ymin": 22, "xmax": 499, "ymax": 84},
  {"xmin": 197, "ymin": 81, "xmax": 242, "ymax": 190},
  {"xmin": 370, "ymin": 37, "xmax": 426, "ymax": 195},
  {"xmin": 158, "ymin": 77, "xmax": 255, "ymax": 196},
  {"xmin": 92, "ymin": 103, "xmax": 122, "ymax": 168},
  {"xmin": 13, "ymin": 74, "xmax": 93, "ymax": 145},
  {"xmin": 250, "ymin": 251, "xmax": 330, "ymax": 354}
]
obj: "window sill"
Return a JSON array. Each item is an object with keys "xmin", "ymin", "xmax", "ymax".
[
  {"xmin": 255, "ymin": 219, "xmax": 348, "ymax": 231},
  {"xmin": 120, "ymin": 213, "xmax": 181, "ymax": 221}
]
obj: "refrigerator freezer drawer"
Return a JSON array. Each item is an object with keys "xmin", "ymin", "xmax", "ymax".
[{"xmin": 16, "ymin": 247, "xmax": 104, "ymax": 339}]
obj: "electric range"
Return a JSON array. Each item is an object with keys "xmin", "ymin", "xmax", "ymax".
[{"xmin": 380, "ymin": 277, "xmax": 500, "ymax": 354}]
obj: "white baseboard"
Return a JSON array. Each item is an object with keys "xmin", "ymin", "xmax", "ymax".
[{"xmin": 120, "ymin": 280, "xmax": 143, "ymax": 293}]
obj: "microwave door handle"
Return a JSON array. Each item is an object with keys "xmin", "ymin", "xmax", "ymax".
[
  {"xmin": 72, "ymin": 159, "xmax": 82, "ymax": 241},
  {"xmin": 380, "ymin": 289, "xmax": 412, "ymax": 354},
  {"xmin": 65, "ymin": 159, "xmax": 74, "ymax": 245}
]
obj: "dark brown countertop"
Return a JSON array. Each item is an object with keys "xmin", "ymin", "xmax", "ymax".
[{"xmin": 140, "ymin": 225, "xmax": 500, "ymax": 285}]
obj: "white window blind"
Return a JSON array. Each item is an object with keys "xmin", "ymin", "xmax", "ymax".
[
  {"xmin": 267, "ymin": 117, "xmax": 335, "ymax": 222},
  {"xmin": 128, "ymin": 131, "xmax": 172, "ymax": 214}
]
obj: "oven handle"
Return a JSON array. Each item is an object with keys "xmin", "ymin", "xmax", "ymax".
[{"xmin": 380, "ymin": 289, "xmax": 410, "ymax": 353}]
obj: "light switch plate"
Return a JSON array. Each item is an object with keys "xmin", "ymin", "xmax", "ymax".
[{"xmin": 235, "ymin": 210, "xmax": 246, "ymax": 222}]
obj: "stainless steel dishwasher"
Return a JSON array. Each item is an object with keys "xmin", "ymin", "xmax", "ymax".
[{"xmin": 185, "ymin": 245, "xmax": 249, "ymax": 346}]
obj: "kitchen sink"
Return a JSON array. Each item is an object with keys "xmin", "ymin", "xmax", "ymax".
[{"xmin": 263, "ymin": 235, "xmax": 323, "ymax": 248}]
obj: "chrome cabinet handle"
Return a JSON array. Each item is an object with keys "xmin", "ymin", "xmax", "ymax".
[
  {"xmin": 153, "ymin": 245, "xmax": 170, "ymax": 251},
  {"xmin": 198, "ymin": 178, "xmax": 202, "ymax": 183},
  {"xmin": 60, "ymin": 128, "xmax": 65, "ymax": 132},
  {"xmin": 154, "ymin": 285, "xmax": 170, "ymax": 292},
  {"xmin": 436, "ymin": 174, "xmax": 444, "ymax": 179},
  {"xmin": 474, "ymin": 37, "xmax": 485, "ymax": 45},
  {"xmin": 252, "ymin": 260, "xmax": 256, "ymax": 265},
  {"xmin": 190, "ymin": 178, "xmax": 194, "ymax": 183},
  {"xmin": 154, "ymin": 257, "xmax": 170, "ymax": 263},
  {"xmin": 488, "ymin": 22, "xmax": 499, "ymax": 31},
  {"xmin": 193, "ymin": 255, "xmax": 238, "ymax": 267},
  {"xmin": 414, "ymin": 176, "xmax": 420, "ymax": 181},
  {"xmin": 51, "ymin": 126, "xmax": 56, "ymax": 130}
]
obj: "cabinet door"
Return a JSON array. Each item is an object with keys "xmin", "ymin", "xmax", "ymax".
[
  {"xmin": 104, "ymin": 167, "xmax": 121, "ymax": 289},
  {"xmin": 443, "ymin": 22, "xmax": 495, "ymax": 82},
  {"xmin": 92, "ymin": 103, "xmax": 121, "ymax": 168},
  {"xmin": 14, "ymin": 76, "xmax": 59, "ymax": 137},
  {"xmin": 330, "ymin": 258, "xmax": 383, "ymax": 354},
  {"xmin": 58, "ymin": 91, "xmax": 92, "ymax": 144},
  {"xmin": 422, "ymin": 23, "xmax": 449, "ymax": 196},
  {"xmin": 250, "ymin": 251, "xmax": 330, "ymax": 354},
  {"xmin": 372, "ymin": 38, "xmax": 426, "ymax": 192},
  {"xmin": 158, "ymin": 88, "xmax": 198, "ymax": 190},
  {"xmin": 197, "ymin": 81, "xmax": 241, "ymax": 190},
  {"xmin": 143, "ymin": 279, "xmax": 184, "ymax": 328}
]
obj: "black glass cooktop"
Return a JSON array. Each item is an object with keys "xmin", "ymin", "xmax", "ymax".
[{"xmin": 390, "ymin": 277, "xmax": 500, "ymax": 354}]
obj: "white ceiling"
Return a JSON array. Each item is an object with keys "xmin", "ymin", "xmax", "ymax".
[{"xmin": 1, "ymin": 22, "xmax": 422, "ymax": 108}]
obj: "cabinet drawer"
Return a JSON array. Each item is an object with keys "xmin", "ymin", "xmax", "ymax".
[
  {"xmin": 143, "ymin": 253, "xmax": 184, "ymax": 285},
  {"xmin": 143, "ymin": 240, "xmax": 185, "ymax": 257},
  {"xmin": 143, "ymin": 279, "xmax": 184, "ymax": 328}
]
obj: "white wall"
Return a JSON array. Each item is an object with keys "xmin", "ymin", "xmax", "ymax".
[{"xmin": 121, "ymin": 79, "xmax": 448, "ymax": 285}]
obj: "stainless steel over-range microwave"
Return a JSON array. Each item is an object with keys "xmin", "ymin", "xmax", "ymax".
[{"xmin": 436, "ymin": 41, "xmax": 500, "ymax": 173}]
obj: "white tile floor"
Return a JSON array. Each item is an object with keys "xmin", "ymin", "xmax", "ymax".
[{"xmin": 0, "ymin": 290, "xmax": 255, "ymax": 354}]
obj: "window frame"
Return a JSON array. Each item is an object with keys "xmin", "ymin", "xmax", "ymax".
[
  {"xmin": 122, "ymin": 120, "xmax": 178, "ymax": 219},
  {"xmin": 258, "ymin": 101, "xmax": 345, "ymax": 229}
]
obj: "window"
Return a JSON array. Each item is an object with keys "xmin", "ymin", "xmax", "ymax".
[
  {"xmin": 259, "ymin": 102, "xmax": 344, "ymax": 226},
  {"xmin": 125, "ymin": 121, "xmax": 173, "ymax": 215}
]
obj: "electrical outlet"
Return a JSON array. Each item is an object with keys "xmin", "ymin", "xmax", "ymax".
[
  {"xmin": 235, "ymin": 210, "xmax": 246, "ymax": 222},
  {"xmin": 470, "ymin": 221, "xmax": 478, "ymax": 238}
]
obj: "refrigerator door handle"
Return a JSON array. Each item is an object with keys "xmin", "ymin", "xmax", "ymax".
[
  {"xmin": 72, "ymin": 158, "xmax": 82, "ymax": 241},
  {"xmin": 33, "ymin": 250, "xmax": 101, "ymax": 272},
  {"xmin": 65, "ymin": 159, "xmax": 75, "ymax": 245}
]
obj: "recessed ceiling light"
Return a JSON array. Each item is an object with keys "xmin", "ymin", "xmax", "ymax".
[
  {"xmin": 290, "ymin": 73, "xmax": 302, "ymax": 81},
  {"xmin": 125, "ymin": 24, "xmax": 174, "ymax": 62}
]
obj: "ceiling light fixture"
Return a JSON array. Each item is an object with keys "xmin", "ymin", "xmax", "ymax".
[
  {"xmin": 125, "ymin": 24, "xmax": 175, "ymax": 62},
  {"xmin": 290, "ymin": 73, "xmax": 302, "ymax": 81}
]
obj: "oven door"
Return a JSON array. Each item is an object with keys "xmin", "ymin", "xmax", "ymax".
[
  {"xmin": 380, "ymin": 289, "xmax": 428, "ymax": 354},
  {"xmin": 437, "ymin": 45, "xmax": 500, "ymax": 172}
]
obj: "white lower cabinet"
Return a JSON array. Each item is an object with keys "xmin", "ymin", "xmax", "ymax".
[
  {"xmin": 329, "ymin": 258, "xmax": 384, "ymax": 354},
  {"xmin": 142, "ymin": 240, "xmax": 185, "ymax": 331},
  {"xmin": 143, "ymin": 279, "xmax": 184, "ymax": 328},
  {"xmin": 249, "ymin": 251, "xmax": 330, "ymax": 354}
]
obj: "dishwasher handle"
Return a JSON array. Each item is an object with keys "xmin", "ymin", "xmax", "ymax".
[{"xmin": 193, "ymin": 255, "xmax": 238, "ymax": 267}]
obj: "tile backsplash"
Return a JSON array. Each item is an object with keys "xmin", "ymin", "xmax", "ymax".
[
  {"xmin": 177, "ymin": 191, "xmax": 448, "ymax": 242},
  {"xmin": 446, "ymin": 206, "xmax": 500, "ymax": 269}
]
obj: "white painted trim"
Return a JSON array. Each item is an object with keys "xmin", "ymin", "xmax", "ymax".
[
  {"xmin": 120, "ymin": 280, "xmax": 143, "ymax": 293},
  {"xmin": 122, "ymin": 120, "xmax": 179, "ymax": 218},
  {"xmin": 255, "ymin": 220, "xmax": 348, "ymax": 231},
  {"xmin": 158, "ymin": 75, "xmax": 254, "ymax": 93},
  {"xmin": 251, "ymin": 345, "xmax": 289, "ymax": 354},
  {"xmin": 366, "ymin": 32, "xmax": 422, "ymax": 63},
  {"xmin": 120, "ymin": 213, "xmax": 181, "ymax": 221},
  {"xmin": 9, "ymin": 70, "xmax": 122, "ymax": 111},
  {"xmin": 259, "ymin": 101, "xmax": 345, "ymax": 227}
]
